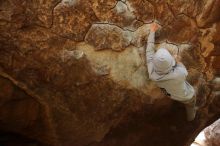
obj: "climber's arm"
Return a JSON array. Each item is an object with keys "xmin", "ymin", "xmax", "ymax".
[
  {"xmin": 146, "ymin": 31, "xmax": 156, "ymax": 77},
  {"xmin": 146, "ymin": 22, "xmax": 159, "ymax": 78},
  {"xmin": 146, "ymin": 31, "xmax": 156, "ymax": 63},
  {"xmin": 174, "ymin": 55, "xmax": 188, "ymax": 76},
  {"xmin": 176, "ymin": 62, "xmax": 188, "ymax": 76}
]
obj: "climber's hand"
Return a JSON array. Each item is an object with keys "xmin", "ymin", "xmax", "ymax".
[{"xmin": 150, "ymin": 22, "xmax": 160, "ymax": 32}]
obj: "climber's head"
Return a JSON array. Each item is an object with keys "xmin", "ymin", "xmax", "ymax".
[{"xmin": 153, "ymin": 48, "xmax": 175, "ymax": 74}]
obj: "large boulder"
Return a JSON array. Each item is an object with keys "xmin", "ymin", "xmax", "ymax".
[{"xmin": 0, "ymin": 0, "xmax": 220, "ymax": 146}]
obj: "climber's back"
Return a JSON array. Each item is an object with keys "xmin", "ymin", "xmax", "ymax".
[{"xmin": 150, "ymin": 61, "xmax": 195, "ymax": 102}]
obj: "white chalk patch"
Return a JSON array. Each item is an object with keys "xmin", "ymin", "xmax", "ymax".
[
  {"xmin": 191, "ymin": 131, "xmax": 207, "ymax": 146},
  {"xmin": 212, "ymin": 77, "xmax": 220, "ymax": 84},
  {"xmin": 115, "ymin": 1, "xmax": 127, "ymax": 13},
  {"xmin": 77, "ymin": 43, "xmax": 151, "ymax": 94},
  {"xmin": 114, "ymin": 1, "xmax": 135, "ymax": 21},
  {"xmin": 61, "ymin": 0, "xmax": 78, "ymax": 6},
  {"xmin": 123, "ymin": 31, "xmax": 133, "ymax": 43},
  {"xmin": 125, "ymin": 1, "xmax": 135, "ymax": 12},
  {"xmin": 61, "ymin": 49, "xmax": 84, "ymax": 62}
]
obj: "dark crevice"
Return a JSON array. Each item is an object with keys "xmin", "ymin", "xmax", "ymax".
[
  {"xmin": 0, "ymin": 131, "xmax": 41, "ymax": 146},
  {"xmin": 49, "ymin": 0, "xmax": 63, "ymax": 29}
]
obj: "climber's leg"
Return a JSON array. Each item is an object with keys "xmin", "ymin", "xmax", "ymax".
[{"xmin": 183, "ymin": 97, "xmax": 197, "ymax": 121}]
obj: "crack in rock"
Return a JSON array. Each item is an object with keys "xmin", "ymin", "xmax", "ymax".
[
  {"xmin": 85, "ymin": 23, "xmax": 133, "ymax": 51},
  {"xmin": 85, "ymin": 22, "xmax": 193, "ymax": 51}
]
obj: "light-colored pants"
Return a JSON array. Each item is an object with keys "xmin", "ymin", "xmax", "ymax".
[{"xmin": 181, "ymin": 96, "xmax": 196, "ymax": 121}]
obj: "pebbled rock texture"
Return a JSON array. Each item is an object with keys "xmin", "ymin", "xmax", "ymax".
[
  {"xmin": 0, "ymin": 0, "xmax": 220, "ymax": 146},
  {"xmin": 192, "ymin": 118, "xmax": 220, "ymax": 146}
]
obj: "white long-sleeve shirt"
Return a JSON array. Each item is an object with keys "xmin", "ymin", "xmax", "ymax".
[{"xmin": 146, "ymin": 31, "xmax": 195, "ymax": 101}]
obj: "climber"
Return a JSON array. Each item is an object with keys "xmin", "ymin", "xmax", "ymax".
[{"xmin": 146, "ymin": 22, "xmax": 196, "ymax": 121}]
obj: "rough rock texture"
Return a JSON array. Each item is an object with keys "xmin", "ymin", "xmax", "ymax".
[
  {"xmin": 192, "ymin": 118, "xmax": 220, "ymax": 146},
  {"xmin": 0, "ymin": 0, "xmax": 220, "ymax": 146}
]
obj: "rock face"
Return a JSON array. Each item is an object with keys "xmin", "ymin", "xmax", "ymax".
[
  {"xmin": 204, "ymin": 119, "xmax": 220, "ymax": 146},
  {"xmin": 0, "ymin": 0, "xmax": 220, "ymax": 146},
  {"xmin": 192, "ymin": 119, "xmax": 220, "ymax": 146}
]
